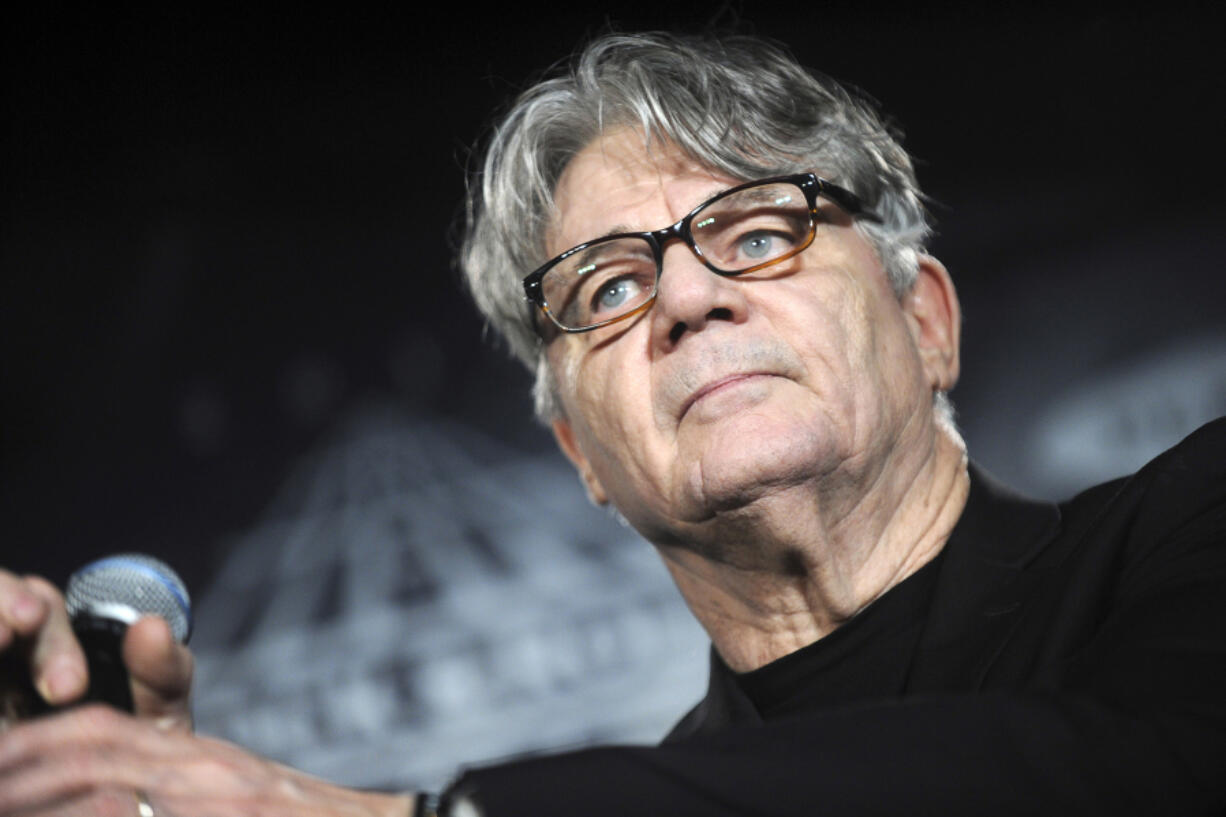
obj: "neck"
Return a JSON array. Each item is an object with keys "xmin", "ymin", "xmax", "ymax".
[{"xmin": 657, "ymin": 425, "xmax": 969, "ymax": 673}]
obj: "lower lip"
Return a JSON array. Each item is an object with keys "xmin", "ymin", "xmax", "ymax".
[{"xmin": 684, "ymin": 374, "xmax": 771, "ymax": 418}]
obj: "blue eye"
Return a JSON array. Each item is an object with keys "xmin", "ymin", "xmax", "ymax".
[
  {"xmin": 594, "ymin": 277, "xmax": 643, "ymax": 312},
  {"xmin": 739, "ymin": 232, "xmax": 774, "ymax": 259}
]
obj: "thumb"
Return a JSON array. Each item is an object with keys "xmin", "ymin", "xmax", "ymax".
[{"xmin": 122, "ymin": 615, "xmax": 194, "ymax": 731}]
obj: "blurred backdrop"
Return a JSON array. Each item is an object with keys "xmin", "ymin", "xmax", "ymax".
[{"xmin": 4, "ymin": 4, "xmax": 1224, "ymax": 791}]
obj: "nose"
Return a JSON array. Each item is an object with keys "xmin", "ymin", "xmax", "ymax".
[{"xmin": 650, "ymin": 242, "xmax": 749, "ymax": 349}]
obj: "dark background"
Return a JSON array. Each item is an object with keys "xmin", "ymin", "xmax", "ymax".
[{"xmin": 4, "ymin": 5, "xmax": 1225, "ymax": 593}]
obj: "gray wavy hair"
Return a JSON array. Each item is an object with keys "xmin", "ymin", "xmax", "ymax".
[{"xmin": 460, "ymin": 32, "xmax": 942, "ymax": 422}]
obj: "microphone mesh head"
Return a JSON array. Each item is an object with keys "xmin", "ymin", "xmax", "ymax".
[{"xmin": 65, "ymin": 553, "xmax": 192, "ymax": 643}]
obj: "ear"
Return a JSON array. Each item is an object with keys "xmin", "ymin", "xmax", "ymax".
[
  {"xmin": 551, "ymin": 416, "xmax": 609, "ymax": 506},
  {"xmin": 901, "ymin": 254, "xmax": 961, "ymax": 392}
]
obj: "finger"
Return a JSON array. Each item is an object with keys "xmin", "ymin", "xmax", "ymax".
[
  {"xmin": 21, "ymin": 578, "xmax": 89, "ymax": 706},
  {"xmin": 0, "ymin": 707, "xmax": 416, "ymax": 817},
  {"xmin": 123, "ymin": 617, "xmax": 193, "ymax": 730},
  {"xmin": 0, "ymin": 705, "xmax": 169, "ymax": 766},
  {"xmin": 0, "ymin": 783, "xmax": 134, "ymax": 817},
  {"xmin": 0, "ymin": 709, "xmax": 210, "ymax": 815},
  {"xmin": 0, "ymin": 569, "xmax": 42, "ymax": 652},
  {"xmin": 0, "ymin": 570, "xmax": 51, "ymax": 642},
  {"xmin": 0, "ymin": 708, "xmax": 147, "ymax": 814}
]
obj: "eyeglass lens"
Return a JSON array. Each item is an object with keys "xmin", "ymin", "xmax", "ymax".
[{"xmin": 542, "ymin": 180, "xmax": 814, "ymax": 330}]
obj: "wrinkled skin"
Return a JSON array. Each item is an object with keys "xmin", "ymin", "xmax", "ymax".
[{"xmin": 545, "ymin": 130, "xmax": 967, "ymax": 671}]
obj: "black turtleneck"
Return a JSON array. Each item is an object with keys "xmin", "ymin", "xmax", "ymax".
[{"xmin": 733, "ymin": 548, "xmax": 945, "ymax": 719}]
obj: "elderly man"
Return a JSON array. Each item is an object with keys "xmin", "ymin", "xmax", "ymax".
[{"xmin": 2, "ymin": 31, "xmax": 1224, "ymax": 817}]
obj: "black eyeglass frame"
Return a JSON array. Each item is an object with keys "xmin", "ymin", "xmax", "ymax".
[{"xmin": 522, "ymin": 172, "xmax": 879, "ymax": 334}]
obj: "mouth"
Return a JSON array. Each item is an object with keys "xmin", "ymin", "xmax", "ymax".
[{"xmin": 679, "ymin": 372, "xmax": 775, "ymax": 421}]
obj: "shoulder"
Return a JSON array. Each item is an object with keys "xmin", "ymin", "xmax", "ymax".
[
  {"xmin": 1049, "ymin": 417, "xmax": 1226, "ymax": 593},
  {"xmin": 1059, "ymin": 416, "xmax": 1226, "ymax": 539}
]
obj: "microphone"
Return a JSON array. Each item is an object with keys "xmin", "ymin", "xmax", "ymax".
[
  {"xmin": 64, "ymin": 553, "xmax": 193, "ymax": 712},
  {"xmin": 2, "ymin": 553, "xmax": 190, "ymax": 724}
]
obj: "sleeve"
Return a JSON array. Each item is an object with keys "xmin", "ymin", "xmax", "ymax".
[
  {"xmin": 443, "ymin": 692, "xmax": 1224, "ymax": 816},
  {"xmin": 442, "ymin": 448, "xmax": 1226, "ymax": 816}
]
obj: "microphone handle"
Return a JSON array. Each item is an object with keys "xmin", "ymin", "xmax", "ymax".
[
  {"xmin": 0, "ymin": 616, "xmax": 133, "ymax": 728},
  {"xmin": 0, "ymin": 649, "xmax": 52, "ymax": 725},
  {"xmin": 74, "ymin": 614, "xmax": 134, "ymax": 712}
]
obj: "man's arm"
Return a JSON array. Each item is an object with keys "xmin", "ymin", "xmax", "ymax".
[
  {"xmin": 442, "ymin": 692, "xmax": 1220, "ymax": 815},
  {"xmin": 0, "ymin": 569, "xmax": 416, "ymax": 816},
  {"xmin": 0, "ymin": 706, "xmax": 416, "ymax": 816},
  {"xmin": 443, "ymin": 491, "xmax": 1226, "ymax": 815}
]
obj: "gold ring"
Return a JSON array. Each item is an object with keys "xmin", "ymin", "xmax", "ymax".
[{"xmin": 134, "ymin": 789, "xmax": 155, "ymax": 817}]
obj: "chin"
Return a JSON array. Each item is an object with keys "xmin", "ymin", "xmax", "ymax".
[{"xmin": 681, "ymin": 415, "xmax": 842, "ymax": 516}]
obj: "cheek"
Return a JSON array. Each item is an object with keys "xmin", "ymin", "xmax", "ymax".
[
  {"xmin": 774, "ymin": 273, "xmax": 918, "ymax": 435},
  {"xmin": 552, "ymin": 342, "xmax": 584, "ymax": 401},
  {"xmin": 558, "ymin": 345, "xmax": 654, "ymax": 464},
  {"xmin": 772, "ymin": 278, "xmax": 870, "ymax": 385},
  {"xmin": 858, "ymin": 302, "xmax": 932, "ymax": 433}
]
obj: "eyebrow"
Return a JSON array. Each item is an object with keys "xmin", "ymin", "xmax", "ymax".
[
  {"xmin": 568, "ymin": 232, "xmax": 654, "ymax": 271},
  {"xmin": 559, "ymin": 223, "xmax": 634, "ymax": 260},
  {"xmin": 597, "ymin": 224, "xmax": 633, "ymax": 240},
  {"xmin": 735, "ymin": 186, "xmax": 797, "ymax": 206},
  {"xmin": 566, "ymin": 184, "xmax": 731, "ymax": 250}
]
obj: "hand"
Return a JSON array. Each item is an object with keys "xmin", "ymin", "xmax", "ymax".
[
  {"xmin": 0, "ymin": 705, "xmax": 416, "ymax": 816},
  {"xmin": 0, "ymin": 569, "xmax": 193, "ymax": 729}
]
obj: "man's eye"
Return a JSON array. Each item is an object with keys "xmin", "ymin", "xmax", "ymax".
[
  {"xmin": 592, "ymin": 276, "xmax": 644, "ymax": 313},
  {"xmin": 738, "ymin": 231, "xmax": 776, "ymax": 259}
]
